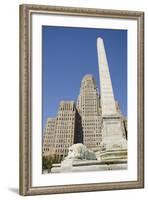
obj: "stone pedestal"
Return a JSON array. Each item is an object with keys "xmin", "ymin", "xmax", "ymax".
[
  {"xmin": 51, "ymin": 159, "xmax": 127, "ymax": 173},
  {"xmin": 101, "ymin": 116, "xmax": 127, "ymax": 150},
  {"xmin": 99, "ymin": 116, "xmax": 127, "ymax": 161}
]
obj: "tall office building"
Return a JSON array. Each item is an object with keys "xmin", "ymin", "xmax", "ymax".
[
  {"xmin": 77, "ymin": 75, "xmax": 102, "ymax": 151},
  {"xmin": 44, "ymin": 101, "xmax": 82, "ymax": 161},
  {"xmin": 43, "ymin": 118, "xmax": 56, "ymax": 157},
  {"xmin": 53, "ymin": 101, "xmax": 76, "ymax": 160}
]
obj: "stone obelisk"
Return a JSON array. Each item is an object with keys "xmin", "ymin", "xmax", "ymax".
[
  {"xmin": 97, "ymin": 37, "xmax": 127, "ymax": 161},
  {"xmin": 97, "ymin": 37, "xmax": 117, "ymax": 116}
]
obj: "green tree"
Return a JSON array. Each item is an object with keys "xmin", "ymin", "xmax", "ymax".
[{"xmin": 42, "ymin": 156, "xmax": 52, "ymax": 171}]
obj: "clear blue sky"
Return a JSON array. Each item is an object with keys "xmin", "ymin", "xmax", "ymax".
[{"xmin": 42, "ymin": 26, "xmax": 127, "ymax": 129}]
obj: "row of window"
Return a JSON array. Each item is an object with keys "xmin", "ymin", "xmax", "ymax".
[
  {"xmin": 56, "ymin": 134, "xmax": 73, "ymax": 138},
  {"xmin": 43, "ymin": 140, "xmax": 54, "ymax": 144},
  {"xmin": 55, "ymin": 149, "xmax": 68, "ymax": 153},
  {"xmin": 58, "ymin": 112, "xmax": 74, "ymax": 115},
  {"xmin": 44, "ymin": 135, "xmax": 54, "ymax": 139},
  {"xmin": 43, "ymin": 148, "xmax": 51, "ymax": 152},
  {"xmin": 55, "ymin": 139, "xmax": 72, "ymax": 143},
  {"xmin": 84, "ymin": 142, "xmax": 100, "ymax": 145},
  {"xmin": 55, "ymin": 131, "xmax": 74, "ymax": 135},
  {"xmin": 83, "ymin": 133, "xmax": 102, "ymax": 137},
  {"xmin": 82, "ymin": 119, "xmax": 101, "ymax": 122},
  {"xmin": 83, "ymin": 127, "xmax": 101, "ymax": 131},
  {"xmin": 43, "ymin": 144, "xmax": 53, "ymax": 148},
  {"xmin": 56, "ymin": 125, "xmax": 74, "ymax": 128},
  {"xmin": 82, "ymin": 123, "xmax": 101, "ymax": 126},
  {"xmin": 55, "ymin": 143, "xmax": 71, "ymax": 148},
  {"xmin": 57, "ymin": 117, "xmax": 75, "ymax": 120}
]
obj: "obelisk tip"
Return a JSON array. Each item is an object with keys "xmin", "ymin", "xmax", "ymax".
[
  {"xmin": 97, "ymin": 37, "xmax": 103, "ymax": 44},
  {"xmin": 97, "ymin": 38, "xmax": 104, "ymax": 48}
]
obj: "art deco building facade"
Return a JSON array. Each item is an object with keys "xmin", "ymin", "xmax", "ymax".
[
  {"xmin": 77, "ymin": 75, "xmax": 102, "ymax": 151},
  {"xmin": 43, "ymin": 118, "xmax": 56, "ymax": 156},
  {"xmin": 43, "ymin": 101, "xmax": 82, "ymax": 160},
  {"xmin": 53, "ymin": 101, "xmax": 82, "ymax": 160}
]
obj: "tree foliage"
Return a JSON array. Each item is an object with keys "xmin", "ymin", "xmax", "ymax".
[{"xmin": 42, "ymin": 155, "xmax": 62, "ymax": 172}]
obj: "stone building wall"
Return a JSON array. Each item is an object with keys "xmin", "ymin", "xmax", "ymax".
[{"xmin": 77, "ymin": 75, "xmax": 102, "ymax": 151}]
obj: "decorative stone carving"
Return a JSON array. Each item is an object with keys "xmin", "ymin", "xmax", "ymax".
[{"xmin": 65, "ymin": 143, "xmax": 97, "ymax": 160}]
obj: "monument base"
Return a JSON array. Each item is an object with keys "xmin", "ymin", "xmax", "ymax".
[
  {"xmin": 99, "ymin": 149, "xmax": 127, "ymax": 161},
  {"xmin": 51, "ymin": 159, "xmax": 127, "ymax": 173}
]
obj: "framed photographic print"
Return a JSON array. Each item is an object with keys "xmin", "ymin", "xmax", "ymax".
[{"xmin": 19, "ymin": 4, "xmax": 144, "ymax": 196}]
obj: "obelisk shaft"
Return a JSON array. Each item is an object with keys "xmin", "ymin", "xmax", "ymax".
[
  {"xmin": 97, "ymin": 37, "xmax": 117, "ymax": 116},
  {"xmin": 97, "ymin": 37, "xmax": 127, "ymax": 153}
]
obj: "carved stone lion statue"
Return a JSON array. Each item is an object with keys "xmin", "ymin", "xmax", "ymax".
[{"xmin": 65, "ymin": 143, "xmax": 97, "ymax": 160}]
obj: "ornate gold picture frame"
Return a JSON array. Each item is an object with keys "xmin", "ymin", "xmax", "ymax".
[{"xmin": 19, "ymin": 4, "xmax": 144, "ymax": 196}]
